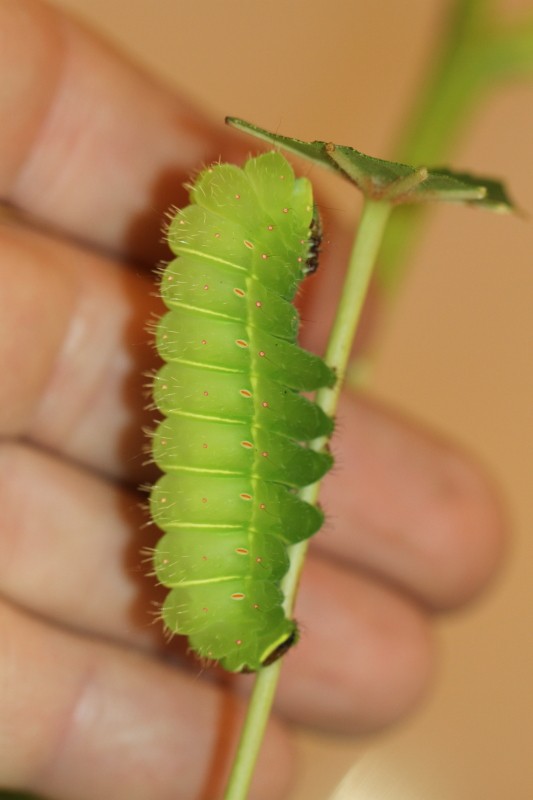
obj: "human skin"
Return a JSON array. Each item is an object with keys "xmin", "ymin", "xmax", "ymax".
[{"xmin": 0, "ymin": 1, "xmax": 506, "ymax": 798}]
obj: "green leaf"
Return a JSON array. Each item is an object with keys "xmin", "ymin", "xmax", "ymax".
[
  {"xmin": 226, "ymin": 117, "xmax": 514, "ymax": 212},
  {"xmin": 424, "ymin": 168, "xmax": 514, "ymax": 211}
]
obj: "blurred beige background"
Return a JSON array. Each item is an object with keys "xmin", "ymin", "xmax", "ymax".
[{"xmin": 52, "ymin": 1, "xmax": 532, "ymax": 798}]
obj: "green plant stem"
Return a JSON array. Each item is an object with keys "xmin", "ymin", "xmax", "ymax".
[
  {"xmin": 223, "ymin": 197, "xmax": 392, "ymax": 800},
  {"xmin": 378, "ymin": 0, "xmax": 533, "ymax": 293},
  {"xmin": 222, "ymin": 660, "xmax": 282, "ymax": 800},
  {"xmin": 282, "ymin": 199, "xmax": 392, "ymax": 613}
]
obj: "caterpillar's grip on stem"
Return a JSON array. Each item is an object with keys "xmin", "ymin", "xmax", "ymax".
[{"xmin": 150, "ymin": 152, "xmax": 335, "ymax": 672}]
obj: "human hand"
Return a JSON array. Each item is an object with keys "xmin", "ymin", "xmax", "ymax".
[{"xmin": 0, "ymin": 1, "xmax": 505, "ymax": 798}]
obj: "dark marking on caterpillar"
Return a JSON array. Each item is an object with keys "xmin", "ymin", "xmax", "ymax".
[
  {"xmin": 306, "ymin": 210, "xmax": 322, "ymax": 274},
  {"xmin": 150, "ymin": 151, "xmax": 335, "ymax": 673}
]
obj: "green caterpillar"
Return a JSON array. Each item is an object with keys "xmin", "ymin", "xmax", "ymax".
[{"xmin": 150, "ymin": 151, "xmax": 335, "ymax": 672}]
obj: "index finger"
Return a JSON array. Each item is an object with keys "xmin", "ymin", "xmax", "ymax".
[{"xmin": 0, "ymin": 0, "xmax": 241, "ymax": 263}]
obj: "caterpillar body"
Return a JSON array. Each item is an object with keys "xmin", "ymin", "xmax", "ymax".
[{"xmin": 150, "ymin": 151, "xmax": 335, "ymax": 672}]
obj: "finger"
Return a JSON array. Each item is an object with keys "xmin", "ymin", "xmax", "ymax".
[
  {"xmin": 0, "ymin": 219, "xmax": 155, "ymax": 479},
  {"xmin": 0, "ymin": 443, "xmax": 433, "ymax": 734},
  {"xmin": 0, "ymin": 364, "xmax": 504, "ymax": 636},
  {"xmin": 318, "ymin": 391, "xmax": 507, "ymax": 609},
  {"xmin": 0, "ymin": 218, "xmax": 331, "ymax": 482},
  {"xmin": 276, "ymin": 556, "xmax": 435, "ymax": 733},
  {"xmin": 0, "ymin": 0, "xmax": 240, "ymax": 263},
  {"xmin": 0, "ymin": 0, "xmax": 366, "ymax": 366},
  {"xmin": 0, "ymin": 601, "xmax": 292, "ymax": 800},
  {"xmin": 0, "ymin": 441, "xmax": 156, "ymax": 648}
]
